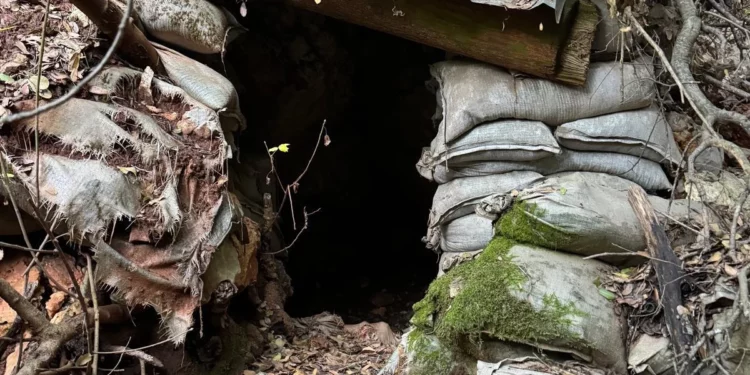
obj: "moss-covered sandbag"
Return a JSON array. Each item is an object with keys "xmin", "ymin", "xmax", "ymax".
[
  {"xmin": 412, "ymin": 237, "xmax": 627, "ymax": 373},
  {"xmin": 425, "ymin": 172, "xmax": 543, "ymax": 248}
]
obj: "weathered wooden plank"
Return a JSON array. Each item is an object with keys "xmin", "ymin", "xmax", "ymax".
[
  {"xmin": 286, "ymin": 0, "xmax": 597, "ymax": 85},
  {"xmin": 628, "ymin": 186, "xmax": 696, "ymax": 373}
]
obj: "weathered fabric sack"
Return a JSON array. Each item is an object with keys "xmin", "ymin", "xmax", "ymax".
[
  {"xmin": 155, "ymin": 44, "xmax": 246, "ymax": 137},
  {"xmin": 417, "ymin": 120, "xmax": 560, "ymax": 180},
  {"xmin": 134, "ymin": 0, "xmax": 231, "ymax": 54},
  {"xmin": 430, "ymin": 58, "xmax": 655, "ymax": 143},
  {"xmin": 555, "ymin": 106, "xmax": 682, "ymax": 164},
  {"xmin": 432, "ymin": 149, "xmax": 672, "ymax": 190},
  {"xmin": 435, "ymin": 214, "xmax": 494, "ymax": 253},
  {"xmin": 414, "ymin": 239, "xmax": 627, "ymax": 373},
  {"xmin": 487, "ymin": 172, "xmax": 699, "ymax": 263},
  {"xmin": 426, "ymin": 172, "xmax": 544, "ymax": 246}
]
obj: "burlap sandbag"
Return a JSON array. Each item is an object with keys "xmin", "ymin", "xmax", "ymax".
[
  {"xmin": 555, "ymin": 106, "xmax": 682, "ymax": 164},
  {"xmin": 487, "ymin": 172, "xmax": 700, "ymax": 264},
  {"xmin": 417, "ymin": 119, "xmax": 560, "ymax": 180},
  {"xmin": 427, "ymin": 171, "xmax": 543, "ymax": 231},
  {"xmin": 134, "ymin": 0, "xmax": 232, "ymax": 54},
  {"xmin": 430, "ymin": 58, "xmax": 655, "ymax": 144},
  {"xmin": 432, "ymin": 149, "xmax": 672, "ymax": 190}
]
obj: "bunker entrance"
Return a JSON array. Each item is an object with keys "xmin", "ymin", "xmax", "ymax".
[{"xmin": 219, "ymin": 1, "xmax": 443, "ymax": 328}]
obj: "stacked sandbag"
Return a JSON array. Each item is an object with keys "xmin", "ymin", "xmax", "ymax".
[
  {"xmin": 420, "ymin": 58, "xmax": 685, "ymax": 255},
  {"xmin": 411, "ymin": 57, "xmax": 692, "ymax": 374},
  {"xmin": 133, "ymin": 0, "xmax": 239, "ymax": 54}
]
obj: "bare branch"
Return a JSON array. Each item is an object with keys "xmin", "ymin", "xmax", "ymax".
[{"xmin": 0, "ymin": 278, "xmax": 48, "ymax": 333}]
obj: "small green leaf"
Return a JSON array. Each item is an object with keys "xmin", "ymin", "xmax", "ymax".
[
  {"xmin": 0, "ymin": 73, "xmax": 14, "ymax": 84},
  {"xmin": 28, "ymin": 75, "xmax": 49, "ymax": 92},
  {"xmin": 75, "ymin": 353, "xmax": 92, "ymax": 367},
  {"xmin": 598, "ymin": 288, "xmax": 616, "ymax": 300},
  {"xmin": 593, "ymin": 276, "xmax": 601, "ymax": 287},
  {"xmin": 268, "ymin": 147, "xmax": 278, "ymax": 153},
  {"xmin": 559, "ymin": 187, "xmax": 567, "ymax": 195},
  {"xmin": 278, "ymin": 143, "xmax": 290, "ymax": 152}
]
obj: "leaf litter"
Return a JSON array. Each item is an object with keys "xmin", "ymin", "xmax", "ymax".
[{"xmin": 248, "ymin": 311, "xmax": 399, "ymax": 375}]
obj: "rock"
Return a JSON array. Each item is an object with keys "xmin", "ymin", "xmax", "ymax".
[
  {"xmin": 45, "ymin": 291, "xmax": 67, "ymax": 319},
  {"xmin": 0, "ymin": 253, "xmax": 40, "ymax": 336},
  {"xmin": 628, "ymin": 334, "xmax": 674, "ymax": 375}
]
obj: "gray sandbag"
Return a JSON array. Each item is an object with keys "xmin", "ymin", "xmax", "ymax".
[
  {"xmin": 430, "ymin": 58, "xmax": 655, "ymax": 143},
  {"xmin": 414, "ymin": 239, "xmax": 627, "ymax": 373},
  {"xmin": 155, "ymin": 44, "xmax": 246, "ymax": 135},
  {"xmin": 432, "ymin": 149, "xmax": 672, "ymax": 190},
  {"xmin": 435, "ymin": 214, "xmax": 494, "ymax": 253},
  {"xmin": 487, "ymin": 172, "xmax": 699, "ymax": 263},
  {"xmin": 426, "ymin": 171, "xmax": 544, "ymax": 244},
  {"xmin": 134, "ymin": 0, "xmax": 232, "ymax": 54},
  {"xmin": 417, "ymin": 120, "xmax": 560, "ymax": 180},
  {"xmin": 555, "ymin": 106, "xmax": 682, "ymax": 164}
]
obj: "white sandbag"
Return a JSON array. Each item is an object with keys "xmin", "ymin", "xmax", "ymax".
[
  {"xmin": 415, "ymin": 239, "xmax": 627, "ymax": 372},
  {"xmin": 430, "ymin": 58, "xmax": 655, "ymax": 143},
  {"xmin": 155, "ymin": 44, "xmax": 246, "ymax": 134},
  {"xmin": 555, "ymin": 106, "xmax": 682, "ymax": 164},
  {"xmin": 432, "ymin": 149, "xmax": 672, "ymax": 190},
  {"xmin": 427, "ymin": 171, "xmax": 543, "ymax": 233},
  {"xmin": 488, "ymin": 172, "xmax": 699, "ymax": 263},
  {"xmin": 436, "ymin": 214, "xmax": 494, "ymax": 253},
  {"xmin": 134, "ymin": 0, "xmax": 229, "ymax": 54},
  {"xmin": 417, "ymin": 120, "xmax": 560, "ymax": 180}
]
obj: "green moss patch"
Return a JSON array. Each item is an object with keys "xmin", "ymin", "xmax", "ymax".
[
  {"xmin": 412, "ymin": 237, "xmax": 586, "ymax": 356},
  {"xmin": 406, "ymin": 328, "xmax": 456, "ymax": 375},
  {"xmin": 496, "ymin": 201, "xmax": 577, "ymax": 250}
]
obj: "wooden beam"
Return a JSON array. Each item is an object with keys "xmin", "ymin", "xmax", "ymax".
[
  {"xmin": 286, "ymin": 0, "xmax": 598, "ymax": 85},
  {"xmin": 628, "ymin": 186, "xmax": 696, "ymax": 373}
]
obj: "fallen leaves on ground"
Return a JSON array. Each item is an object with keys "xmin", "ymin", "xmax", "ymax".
[{"xmin": 249, "ymin": 312, "xmax": 398, "ymax": 375}]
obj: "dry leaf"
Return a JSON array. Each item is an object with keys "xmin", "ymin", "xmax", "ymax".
[
  {"xmin": 324, "ymin": 134, "xmax": 331, "ymax": 146},
  {"xmin": 69, "ymin": 52, "xmax": 80, "ymax": 82},
  {"xmin": 44, "ymin": 186, "xmax": 58, "ymax": 196},
  {"xmin": 708, "ymin": 252, "xmax": 722, "ymax": 263},
  {"xmin": 160, "ymin": 112, "xmax": 178, "ymax": 121},
  {"xmin": 146, "ymin": 105, "xmax": 161, "ymax": 113},
  {"xmin": 240, "ymin": 1, "xmax": 247, "ymax": 16},
  {"xmin": 88, "ymin": 85, "xmax": 109, "ymax": 95},
  {"xmin": 315, "ymin": 0, "xmax": 321, "ymax": 3},
  {"xmin": 725, "ymin": 264, "xmax": 738, "ymax": 276},
  {"xmin": 14, "ymin": 41, "xmax": 28, "ymax": 55},
  {"xmin": 117, "ymin": 166, "xmax": 137, "ymax": 176},
  {"xmin": 243, "ymin": 371, "xmax": 256, "ymax": 375}
]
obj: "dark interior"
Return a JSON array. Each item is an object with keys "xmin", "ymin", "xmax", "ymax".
[{"xmin": 215, "ymin": 1, "xmax": 443, "ymax": 327}]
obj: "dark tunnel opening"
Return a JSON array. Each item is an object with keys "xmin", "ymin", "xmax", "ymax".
[{"xmin": 217, "ymin": 1, "xmax": 444, "ymax": 328}]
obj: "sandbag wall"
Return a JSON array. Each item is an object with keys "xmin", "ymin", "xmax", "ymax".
[{"xmin": 411, "ymin": 57, "xmax": 695, "ymax": 373}]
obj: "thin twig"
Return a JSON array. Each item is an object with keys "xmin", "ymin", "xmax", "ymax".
[
  {"xmin": 264, "ymin": 207, "xmax": 321, "ymax": 255},
  {"xmin": 105, "ymin": 337, "xmax": 131, "ymax": 375},
  {"xmin": 86, "ymin": 255, "xmax": 100, "ymax": 375},
  {"xmin": 33, "ymin": 0, "xmax": 52, "ymax": 205},
  {"xmin": 626, "ymin": 8, "xmax": 713, "ymax": 131},
  {"xmin": 0, "ymin": 0, "xmax": 134, "ymax": 126},
  {"xmin": 95, "ymin": 330, "xmax": 191, "ymax": 355},
  {"xmin": 0, "ymin": 241, "xmax": 56, "ymax": 254},
  {"xmin": 29, "ymin": 204, "xmax": 91, "ymax": 352}
]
